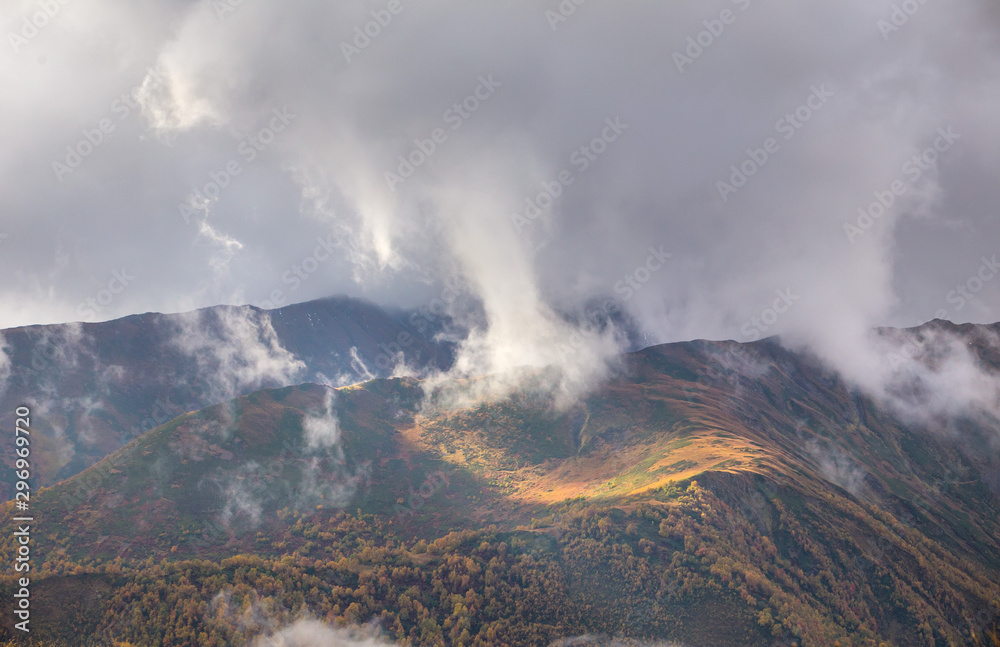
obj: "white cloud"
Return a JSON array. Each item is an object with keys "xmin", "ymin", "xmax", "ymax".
[
  {"xmin": 199, "ymin": 386, "xmax": 368, "ymax": 529},
  {"xmin": 0, "ymin": 332, "xmax": 10, "ymax": 399},
  {"xmin": 805, "ymin": 439, "xmax": 868, "ymax": 496},
  {"xmin": 217, "ymin": 460, "xmax": 265, "ymax": 527},
  {"xmin": 250, "ymin": 620, "xmax": 396, "ymax": 647},
  {"xmin": 209, "ymin": 588, "xmax": 394, "ymax": 646},
  {"xmin": 170, "ymin": 306, "xmax": 306, "ymax": 404},
  {"xmin": 302, "ymin": 387, "xmax": 339, "ymax": 449},
  {"xmin": 2, "ymin": 0, "xmax": 1000, "ymax": 416}
]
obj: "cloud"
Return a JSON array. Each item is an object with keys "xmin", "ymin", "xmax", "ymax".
[
  {"xmin": 784, "ymin": 320, "xmax": 991, "ymax": 416},
  {"xmin": 864, "ymin": 324, "xmax": 1000, "ymax": 427},
  {"xmin": 202, "ymin": 386, "xmax": 369, "ymax": 529},
  {"xmin": 347, "ymin": 347, "xmax": 376, "ymax": 383},
  {"xmin": 170, "ymin": 305, "xmax": 306, "ymax": 404},
  {"xmin": 20, "ymin": 395, "xmax": 77, "ymax": 472},
  {"xmin": 419, "ymin": 298, "xmax": 626, "ymax": 410},
  {"xmin": 0, "ymin": 332, "xmax": 10, "ymax": 399},
  {"xmin": 314, "ymin": 347, "xmax": 376, "ymax": 389},
  {"xmin": 209, "ymin": 588, "xmax": 394, "ymax": 646},
  {"xmin": 209, "ymin": 588, "xmax": 288, "ymax": 637},
  {"xmin": 250, "ymin": 620, "xmax": 396, "ymax": 647},
  {"xmin": 805, "ymin": 439, "xmax": 868, "ymax": 496},
  {"xmin": 302, "ymin": 388, "xmax": 339, "ymax": 449},
  {"xmin": 2, "ymin": 1, "xmax": 1000, "ymax": 413},
  {"xmin": 217, "ymin": 460, "xmax": 266, "ymax": 527},
  {"xmin": 693, "ymin": 342, "xmax": 772, "ymax": 404},
  {"xmin": 16, "ymin": 322, "xmax": 111, "ymax": 470}
]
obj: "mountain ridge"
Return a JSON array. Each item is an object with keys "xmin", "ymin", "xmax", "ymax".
[
  {"xmin": 0, "ymin": 295, "xmax": 457, "ymax": 497},
  {"xmin": 3, "ymin": 324, "xmax": 999, "ymax": 645}
]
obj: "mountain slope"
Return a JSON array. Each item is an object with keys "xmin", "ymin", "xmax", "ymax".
[
  {"xmin": 3, "ymin": 327, "xmax": 1000, "ymax": 645},
  {"xmin": 0, "ymin": 296, "xmax": 455, "ymax": 496}
]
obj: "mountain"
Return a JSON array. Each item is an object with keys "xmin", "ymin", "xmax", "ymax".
[
  {"xmin": 3, "ymin": 324, "xmax": 1000, "ymax": 646},
  {"xmin": 0, "ymin": 296, "xmax": 455, "ymax": 497}
]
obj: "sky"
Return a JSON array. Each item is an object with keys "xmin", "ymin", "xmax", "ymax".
[{"xmin": 2, "ymin": 0, "xmax": 1000, "ymax": 393}]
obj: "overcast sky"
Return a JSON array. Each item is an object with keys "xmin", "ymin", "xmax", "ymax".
[{"xmin": 2, "ymin": 0, "xmax": 999, "ymax": 359}]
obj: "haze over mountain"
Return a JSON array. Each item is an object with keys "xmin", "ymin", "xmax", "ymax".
[
  {"xmin": 3, "ymin": 319, "xmax": 999, "ymax": 645},
  {"xmin": 3, "ymin": 0, "xmax": 999, "ymax": 407},
  {"xmin": 0, "ymin": 296, "xmax": 455, "ymax": 498}
]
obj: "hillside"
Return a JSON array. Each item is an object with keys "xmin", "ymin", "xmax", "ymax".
[
  {"xmin": 2, "ymin": 329, "xmax": 1000, "ymax": 645},
  {"xmin": 0, "ymin": 296, "xmax": 455, "ymax": 497}
]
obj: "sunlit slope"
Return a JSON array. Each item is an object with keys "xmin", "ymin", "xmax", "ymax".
[
  {"xmin": 4, "ymin": 330, "xmax": 1000, "ymax": 645},
  {"xmin": 10, "ymin": 332, "xmax": 1000, "ymax": 573},
  {"xmin": 406, "ymin": 337, "xmax": 1000, "ymax": 571}
]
